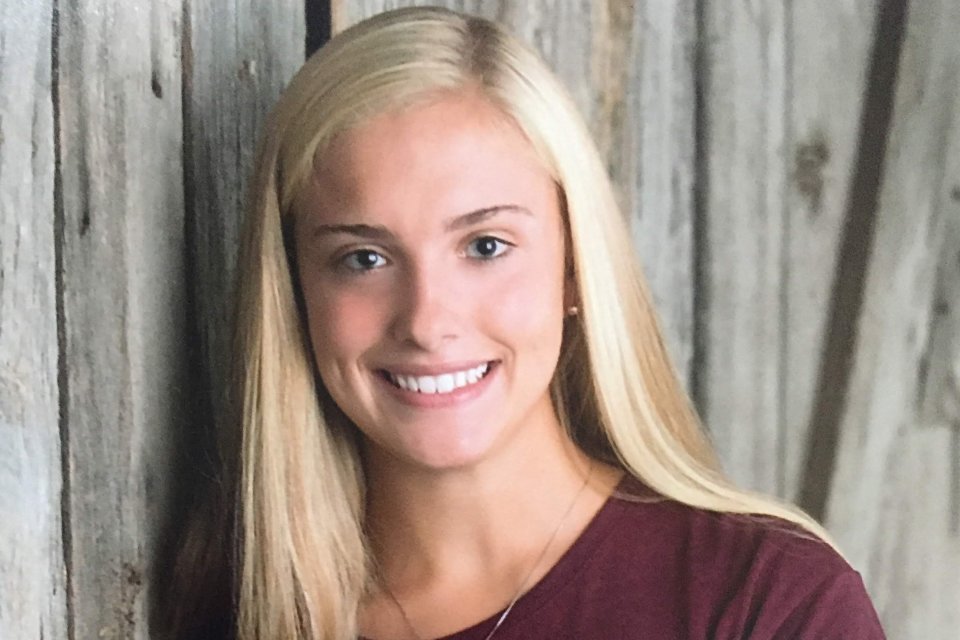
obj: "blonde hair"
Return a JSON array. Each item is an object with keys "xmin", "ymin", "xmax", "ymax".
[{"xmin": 233, "ymin": 6, "xmax": 833, "ymax": 639}]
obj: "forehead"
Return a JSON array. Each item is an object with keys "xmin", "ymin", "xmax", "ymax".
[{"xmin": 297, "ymin": 92, "xmax": 558, "ymax": 224}]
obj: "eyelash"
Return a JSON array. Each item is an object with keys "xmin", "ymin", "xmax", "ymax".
[
  {"xmin": 464, "ymin": 235, "xmax": 514, "ymax": 261},
  {"xmin": 333, "ymin": 235, "xmax": 514, "ymax": 275},
  {"xmin": 336, "ymin": 249, "xmax": 388, "ymax": 273}
]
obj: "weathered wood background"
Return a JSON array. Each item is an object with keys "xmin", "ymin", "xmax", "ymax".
[{"xmin": 1, "ymin": 0, "xmax": 957, "ymax": 637}]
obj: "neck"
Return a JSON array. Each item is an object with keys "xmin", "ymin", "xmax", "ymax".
[
  {"xmin": 363, "ymin": 423, "xmax": 619, "ymax": 590},
  {"xmin": 357, "ymin": 415, "xmax": 624, "ymax": 640}
]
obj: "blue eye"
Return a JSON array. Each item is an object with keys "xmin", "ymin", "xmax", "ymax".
[
  {"xmin": 340, "ymin": 249, "xmax": 387, "ymax": 272},
  {"xmin": 466, "ymin": 236, "xmax": 511, "ymax": 259}
]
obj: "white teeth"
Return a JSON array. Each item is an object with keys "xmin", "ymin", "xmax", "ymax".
[
  {"xmin": 386, "ymin": 363, "xmax": 492, "ymax": 394},
  {"xmin": 436, "ymin": 373, "xmax": 455, "ymax": 393},
  {"xmin": 418, "ymin": 376, "xmax": 437, "ymax": 393}
]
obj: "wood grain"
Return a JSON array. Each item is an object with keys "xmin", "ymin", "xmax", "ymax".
[
  {"xmin": 57, "ymin": 0, "xmax": 185, "ymax": 636},
  {"xmin": 330, "ymin": 0, "xmax": 697, "ymax": 387},
  {"xmin": 821, "ymin": 0, "xmax": 960, "ymax": 636},
  {"xmin": 0, "ymin": 2, "xmax": 66, "ymax": 638},
  {"xmin": 1, "ymin": 0, "xmax": 955, "ymax": 635},
  {"xmin": 698, "ymin": 0, "xmax": 788, "ymax": 494},
  {"xmin": 782, "ymin": 1, "xmax": 875, "ymax": 503},
  {"xmin": 918, "ymin": 139, "xmax": 960, "ymax": 435},
  {"xmin": 185, "ymin": 0, "xmax": 306, "ymax": 422},
  {"xmin": 887, "ymin": 13, "xmax": 960, "ymax": 635},
  {"xmin": 617, "ymin": 0, "xmax": 697, "ymax": 387}
]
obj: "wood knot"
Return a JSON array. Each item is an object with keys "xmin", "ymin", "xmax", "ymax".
[
  {"xmin": 239, "ymin": 59, "xmax": 257, "ymax": 81},
  {"xmin": 122, "ymin": 562, "xmax": 143, "ymax": 586},
  {"xmin": 933, "ymin": 297, "xmax": 949, "ymax": 316},
  {"xmin": 150, "ymin": 71, "xmax": 163, "ymax": 99},
  {"xmin": 794, "ymin": 137, "xmax": 831, "ymax": 214},
  {"xmin": 119, "ymin": 561, "xmax": 144, "ymax": 630}
]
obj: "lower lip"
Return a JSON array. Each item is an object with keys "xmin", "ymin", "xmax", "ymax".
[{"xmin": 376, "ymin": 363, "xmax": 499, "ymax": 408}]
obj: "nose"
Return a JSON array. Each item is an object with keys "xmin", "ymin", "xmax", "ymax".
[{"xmin": 389, "ymin": 260, "xmax": 461, "ymax": 350}]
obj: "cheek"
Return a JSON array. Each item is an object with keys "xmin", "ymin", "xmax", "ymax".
[
  {"xmin": 304, "ymin": 287, "xmax": 387, "ymax": 370},
  {"xmin": 490, "ymin": 263, "xmax": 566, "ymax": 359}
]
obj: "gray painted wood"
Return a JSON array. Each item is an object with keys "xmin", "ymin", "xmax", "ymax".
[
  {"xmin": 619, "ymin": 0, "xmax": 696, "ymax": 388},
  {"xmin": 822, "ymin": 1, "xmax": 960, "ymax": 636},
  {"xmin": 0, "ymin": 3, "xmax": 66, "ymax": 638},
  {"xmin": 918, "ymin": 151, "xmax": 960, "ymax": 434},
  {"xmin": 186, "ymin": 0, "xmax": 306, "ymax": 421},
  {"xmin": 782, "ymin": 2, "xmax": 875, "ymax": 502},
  {"xmin": 698, "ymin": 1, "xmax": 788, "ymax": 494},
  {"xmin": 331, "ymin": 0, "xmax": 697, "ymax": 388},
  {"xmin": 908, "ymin": 43, "xmax": 960, "ymax": 640},
  {"xmin": 57, "ymin": 0, "xmax": 186, "ymax": 636},
  {"xmin": 876, "ymin": 424, "xmax": 960, "ymax": 639}
]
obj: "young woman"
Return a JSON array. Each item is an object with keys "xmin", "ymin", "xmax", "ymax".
[{"xmin": 169, "ymin": 7, "xmax": 885, "ymax": 639}]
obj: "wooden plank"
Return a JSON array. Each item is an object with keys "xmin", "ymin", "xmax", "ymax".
[
  {"xmin": 698, "ymin": 1, "xmax": 787, "ymax": 493},
  {"xmin": 918, "ymin": 177, "xmax": 960, "ymax": 433},
  {"xmin": 332, "ymin": 0, "xmax": 698, "ymax": 386},
  {"xmin": 57, "ymin": 1, "xmax": 186, "ymax": 637},
  {"xmin": 911, "ymin": 96, "xmax": 960, "ymax": 639},
  {"xmin": 186, "ymin": 0, "xmax": 305, "ymax": 420},
  {"xmin": 0, "ymin": 3, "xmax": 66, "ymax": 639},
  {"xmin": 782, "ymin": 1, "xmax": 876, "ymax": 502},
  {"xmin": 907, "ymin": 179, "xmax": 960, "ymax": 632},
  {"xmin": 822, "ymin": 1, "xmax": 960, "ymax": 636},
  {"xmin": 617, "ymin": 0, "xmax": 696, "ymax": 387},
  {"xmin": 878, "ymin": 425, "xmax": 960, "ymax": 639},
  {"xmin": 855, "ymin": 5, "xmax": 960, "ymax": 633}
]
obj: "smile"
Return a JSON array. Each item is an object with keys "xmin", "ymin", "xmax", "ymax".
[{"xmin": 382, "ymin": 362, "xmax": 494, "ymax": 394}]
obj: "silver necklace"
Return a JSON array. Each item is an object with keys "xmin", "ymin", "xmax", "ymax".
[{"xmin": 381, "ymin": 465, "xmax": 594, "ymax": 640}]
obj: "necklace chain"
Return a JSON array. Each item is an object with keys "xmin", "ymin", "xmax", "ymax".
[{"xmin": 382, "ymin": 465, "xmax": 594, "ymax": 640}]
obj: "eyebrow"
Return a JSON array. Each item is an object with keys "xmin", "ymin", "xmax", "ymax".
[
  {"xmin": 309, "ymin": 204, "xmax": 532, "ymax": 240},
  {"xmin": 444, "ymin": 204, "xmax": 532, "ymax": 231},
  {"xmin": 310, "ymin": 222, "xmax": 392, "ymax": 240}
]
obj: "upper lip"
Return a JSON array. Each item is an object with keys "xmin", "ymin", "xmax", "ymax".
[{"xmin": 376, "ymin": 360, "xmax": 497, "ymax": 376}]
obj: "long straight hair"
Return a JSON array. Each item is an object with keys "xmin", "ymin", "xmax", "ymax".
[{"xmin": 225, "ymin": 6, "xmax": 835, "ymax": 639}]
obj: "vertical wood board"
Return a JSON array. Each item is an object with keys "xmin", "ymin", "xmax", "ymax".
[
  {"xmin": 900, "ymin": 114, "xmax": 960, "ymax": 634},
  {"xmin": 869, "ymin": 425, "xmax": 960, "ymax": 639},
  {"xmin": 0, "ymin": 1, "xmax": 66, "ymax": 638},
  {"xmin": 782, "ymin": 1, "xmax": 875, "ymax": 502},
  {"xmin": 620, "ymin": 0, "xmax": 696, "ymax": 386},
  {"xmin": 186, "ymin": 0, "xmax": 306, "ymax": 421},
  {"xmin": 917, "ymin": 154, "xmax": 960, "ymax": 434},
  {"xmin": 822, "ymin": 2, "xmax": 960, "ymax": 635},
  {"xmin": 698, "ymin": 1, "xmax": 788, "ymax": 494},
  {"xmin": 840, "ymin": 3, "xmax": 960, "ymax": 633},
  {"xmin": 57, "ymin": 0, "xmax": 185, "ymax": 636}
]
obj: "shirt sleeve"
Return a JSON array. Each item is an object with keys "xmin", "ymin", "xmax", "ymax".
[{"xmin": 764, "ymin": 569, "xmax": 887, "ymax": 639}]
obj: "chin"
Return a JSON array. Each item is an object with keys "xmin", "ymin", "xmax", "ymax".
[{"xmin": 365, "ymin": 422, "xmax": 506, "ymax": 473}]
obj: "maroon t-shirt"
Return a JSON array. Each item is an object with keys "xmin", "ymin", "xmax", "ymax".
[{"xmin": 378, "ymin": 478, "xmax": 885, "ymax": 640}]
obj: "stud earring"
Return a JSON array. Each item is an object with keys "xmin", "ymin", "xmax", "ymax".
[{"xmin": 566, "ymin": 305, "xmax": 579, "ymax": 316}]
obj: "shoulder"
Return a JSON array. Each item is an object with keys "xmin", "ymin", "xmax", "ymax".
[{"xmin": 584, "ymin": 478, "xmax": 886, "ymax": 639}]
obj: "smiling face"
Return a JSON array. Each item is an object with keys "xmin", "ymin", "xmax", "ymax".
[{"xmin": 293, "ymin": 91, "xmax": 570, "ymax": 471}]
